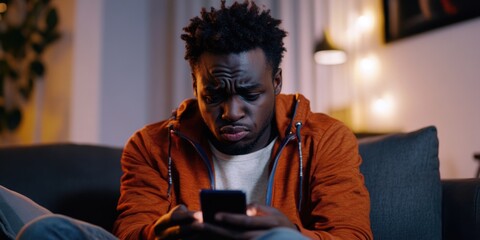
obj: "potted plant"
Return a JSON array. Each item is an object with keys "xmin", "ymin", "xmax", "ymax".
[{"xmin": 0, "ymin": 0, "xmax": 60, "ymax": 134}]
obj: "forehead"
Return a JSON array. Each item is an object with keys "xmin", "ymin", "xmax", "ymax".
[{"xmin": 195, "ymin": 48, "xmax": 270, "ymax": 82}]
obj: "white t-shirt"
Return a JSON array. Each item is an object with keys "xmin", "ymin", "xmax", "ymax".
[{"xmin": 210, "ymin": 140, "xmax": 276, "ymax": 204}]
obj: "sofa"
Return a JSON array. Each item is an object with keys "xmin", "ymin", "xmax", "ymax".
[{"xmin": 0, "ymin": 126, "xmax": 479, "ymax": 239}]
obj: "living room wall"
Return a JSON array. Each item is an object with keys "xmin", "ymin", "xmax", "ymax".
[
  {"xmin": 324, "ymin": 0, "xmax": 480, "ymax": 178},
  {"xmin": 372, "ymin": 18, "xmax": 480, "ymax": 178}
]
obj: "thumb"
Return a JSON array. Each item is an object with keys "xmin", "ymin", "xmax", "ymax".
[{"xmin": 246, "ymin": 203, "xmax": 276, "ymax": 216}]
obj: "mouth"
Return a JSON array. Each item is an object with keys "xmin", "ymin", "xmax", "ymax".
[{"xmin": 219, "ymin": 125, "xmax": 249, "ymax": 142}]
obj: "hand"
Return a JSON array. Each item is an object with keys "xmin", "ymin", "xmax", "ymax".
[
  {"xmin": 201, "ymin": 203, "xmax": 297, "ymax": 239},
  {"xmin": 154, "ymin": 204, "xmax": 203, "ymax": 240}
]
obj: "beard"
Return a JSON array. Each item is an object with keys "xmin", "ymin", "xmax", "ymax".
[
  {"xmin": 209, "ymin": 110, "xmax": 276, "ymax": 155},
  {"xmin": 215, "ymin": 122, "xmax": 271, "ymax": 155}
]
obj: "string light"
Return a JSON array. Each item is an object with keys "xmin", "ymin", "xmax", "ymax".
[
  {"xmin": 358, "ymin": 55, "xmax": 379, "ymax": 80},
  {"xmin": 356, "ymin": 11, "xmax": 374, "ymax": 33},
  {"xmin": 371, "ymin": 95, "xmax": 395, "ymax": 118}
]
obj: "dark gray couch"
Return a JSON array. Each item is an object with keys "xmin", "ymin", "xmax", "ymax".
[
  {"xmin": 0, "ymin": 144, "xmax": 123, "ymax": 232},
  {"xmin": 0, "ymin": 126, "xmax": 479, "ymax": 239}
]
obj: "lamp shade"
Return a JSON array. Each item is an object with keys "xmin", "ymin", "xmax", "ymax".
[{"xmin": 314, "ymin": 31, "xmax": 346, "ymax": 65}]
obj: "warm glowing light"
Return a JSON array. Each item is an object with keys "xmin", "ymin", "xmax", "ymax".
[
  {"xmin": 0, "ymin": 3, "xmax": 7, "ymax": 13},
  {"xmin": 314, "ymin": 50, "xmax": 347, "ymax": 65},
  {"xmin": 356, "ymin": 11, "xmax": 374, "ymax": 33},
  {"xmin": 371, "ymin": 95, "xmax": 395, "ymax": 117},
  {"xmin": 372, "ymin": 98, "xmax": 389, "ymax": 115},
  {"xmin": 360, "ymin": 57, "xmax": 374, "ymax": 72},
  {"xmin": 358, "ymin": 55, "xmax": 379, "ymax": 78},
  {"xmin": 364, "ymin": 94, "xmax": 398, "ymax": 132}
]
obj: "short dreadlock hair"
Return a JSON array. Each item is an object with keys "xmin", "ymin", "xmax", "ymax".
[{"xmin": 181, "ymin": 0, "xmax": 287, "ymax": 76}]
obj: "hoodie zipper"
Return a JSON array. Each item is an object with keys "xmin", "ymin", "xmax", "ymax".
[
  {"xmin": 171, "ymin": 129, "xmax": 215, "ymax": 190},
  {"xmin": 265, "ymin": 132, "xmax": 297, "ymax": 206}
]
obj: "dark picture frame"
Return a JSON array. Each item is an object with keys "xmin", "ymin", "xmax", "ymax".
[{"xmin": 383, "ymin": 0, "xmax": 480, "ymax": 42}]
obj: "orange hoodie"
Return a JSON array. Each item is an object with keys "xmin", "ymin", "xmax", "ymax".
[{"xmin": 114, "ymin": 94, "xmax": 373, "ymax": 240}]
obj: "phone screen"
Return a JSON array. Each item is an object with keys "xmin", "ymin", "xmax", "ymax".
[{"xmin": 200, "ymin": 189, "xmax": 247, "ymax": 224}]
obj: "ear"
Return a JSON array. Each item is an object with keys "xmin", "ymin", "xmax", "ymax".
[
  {"xmin": 192, "ymin": 73, "xmax": 198, "ymax": 97},
  {"xmin": 273, "ymin": 68, "xmax": 282, "ymax": 95}
]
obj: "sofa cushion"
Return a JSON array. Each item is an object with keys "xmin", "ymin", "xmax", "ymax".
[
  {"xmin": 359, "ymin": 126, "xmax": 442, "ymax": 240},
  {"xmin": 0, "ymin": 143, "xmax": 123, "ymax": 232}
]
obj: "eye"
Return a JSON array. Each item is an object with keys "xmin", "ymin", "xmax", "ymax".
[
  {"xmin": 203, "ymin": 94, "xmax": 223, "ymax": 104},
  {"xmin": 242, "ymin": 93, "xmax": 260, "ymax": 101}
]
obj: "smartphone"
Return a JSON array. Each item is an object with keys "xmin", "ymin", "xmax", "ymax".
[{"xmin": 200, "ymin": 189, "xmax": 247, "ymax": 225}]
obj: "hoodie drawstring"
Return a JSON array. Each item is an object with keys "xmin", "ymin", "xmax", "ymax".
[
  {"xmin": 295, "ymin": 121, "xmax": 303, "ymax": 211},
  {"xmin": 167, "ymin": 124, "xmax": 173, "ymax": 198}
]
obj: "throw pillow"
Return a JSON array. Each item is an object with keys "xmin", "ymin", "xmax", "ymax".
[{"xmin": 359, "ymin": 126, "xmax": 442, "ymax": 240}]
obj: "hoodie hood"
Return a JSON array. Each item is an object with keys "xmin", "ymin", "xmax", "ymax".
[{"xmin": 274, "ymin": 94, "xmax": 310, "ymax": 139}]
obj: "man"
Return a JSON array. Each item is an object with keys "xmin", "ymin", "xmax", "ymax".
[
  {"xmin": 114, "ymin": 1, "xmax": 372, "ymax": 239},
  {"xmin": 2, "ymin": 1, "xmax": 371, "ymax": 239}
]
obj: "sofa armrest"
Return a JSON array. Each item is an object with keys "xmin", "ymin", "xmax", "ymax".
[{"xmin": 442, "ymin": 178, "xmax": 480, "ymax": 240}]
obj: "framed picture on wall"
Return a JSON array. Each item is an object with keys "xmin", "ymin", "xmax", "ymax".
[{"xmin": 383, "ymin": 0, "xmax": 480, "ymax": 42}]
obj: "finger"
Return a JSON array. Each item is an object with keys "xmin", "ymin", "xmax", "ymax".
[
  {"xmin": 246, "ymin": 204, "xmax": 278, "ymax": 216},
  {"xmin": 246, "ymin": 204, "xmax": 257, "ymax": 216},
  {"xmin": 170, "ymin": 205, "xmax": 196, "ymax": 224},
  {"xmin": 154, "ymin": 205, "xmax": 197, "ymax": 234},
  {"xmin": 193, "ymin": 211, "xmax": 203, "ymax": 223},
  {"xmin": 245, "ymin": 205, "xmax": 297, "ymax": 229}
]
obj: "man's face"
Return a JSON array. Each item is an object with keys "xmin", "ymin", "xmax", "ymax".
[{"xmin": 193, "ymin": 48, "xmax": 282, "ymax": 155}]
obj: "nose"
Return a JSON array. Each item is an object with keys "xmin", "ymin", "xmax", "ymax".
[{"xmin": 221, "ymin": 96, "xmax": 245, "ymax": 122}]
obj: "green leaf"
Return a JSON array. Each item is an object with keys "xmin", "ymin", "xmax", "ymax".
[
  {"xmin": 19, "ymin": 77, "xmax": 34, "ymax": 100},
  {"xmin": 6, "ymin": 108, "xmax": 21, "ymax": 131},
  {"xmin": 32, "ymin": 42, "xmax": 44, "ymax": 55},
  {"xmin": 30, "ymin": 60, "xmax": 45, "ymax": 77},
  {"xmin": 3, "ymin": 28, "xmax": 27, "ymax": 58},
  {"xmin": 8, "ymin": 68, "xmax": 19, "ymax": 80},
  {"xmin": 46, "ymin": 8, "xmax": 59, "ymax": 30},
  {"xmin": 45, "ymin": 31, "xmax": 61, "ymax": 45},
  {"xmin": 1, "ymin": 59, "xmax": 19, "ymax": 80}
]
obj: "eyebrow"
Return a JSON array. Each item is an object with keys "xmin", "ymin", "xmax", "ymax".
[
  {"xmin": 236, "ymin": 82, "xmax": 263, "ymax": 92},
  {"xmin": 203, "ymin": 81, "xmax": 263, "ymax": 92}
]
